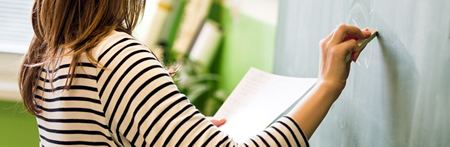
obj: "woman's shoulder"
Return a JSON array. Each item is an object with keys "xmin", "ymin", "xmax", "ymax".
[{"xmin": 91, "ymin": 30, "xmax": 145, "ymax": 60}]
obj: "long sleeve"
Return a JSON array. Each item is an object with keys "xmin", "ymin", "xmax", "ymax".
[{"xmin": 95, "ymin": 31, "xmax": 310, "ymax": 147}]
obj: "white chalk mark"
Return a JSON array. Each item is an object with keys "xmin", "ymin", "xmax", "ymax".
[
  {"xmin": 364, "ymin": 58, "xmax": 369, "ymax": 68},
  {"xmin": 364, "ymin": 42, "xmax": 374, "ymax": 69},
  {"xmin": 369, "ymin": 9, "xmax": 374, "ymax": 26},
  {"xmin": 370, "ymin": 15, "xmax": 374, "ymax": 26},
  {"xmin": 352, "ymin": 18, "xmax": 359, "ymax": 27},
  {"xmin": 356, "ymin": 60, "xmax": 361, "ymax": 66},
  {"xmin": 346, "ymin": 10, "xmax": 351, "ymax": 24}
]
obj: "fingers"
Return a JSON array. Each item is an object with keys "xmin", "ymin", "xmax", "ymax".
[
  {"xmin": 321, "ymin": 24, "xmax": 371, "ymax": 63},
  {"xmin": 351, "ymin": 51, "xmax": 361, "ymax": 62},
  {"xmin": 362, "ymin": 28, "xmax": 371, "ymax": 37},
  {"xmin": 334, "ymin": 39, "xmax": 359, "ymax": 62},
  {"xmin": 207, "ymin": 117, "xmax": 226, "ymax": 127},
  {"xmin": 330, "ymin": 24, "xmax": 367, "ymax": 45},
  {"xmin": 362, "ymin": 27, "xmax": 369, "ymax": 32}
]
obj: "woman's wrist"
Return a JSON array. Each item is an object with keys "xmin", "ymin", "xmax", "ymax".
[{"xmin": 314, "ymin": 80, "xmax": 345, "ymax": 102}]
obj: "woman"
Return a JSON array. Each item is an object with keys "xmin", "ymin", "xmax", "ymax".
[{"xmin": 19, "ymin": 0, "xmax": 370, "ymax": 146}]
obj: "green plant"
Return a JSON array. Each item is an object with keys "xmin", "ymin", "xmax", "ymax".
[{"xmin": 165, "ymin": 52, "xmax": 227, "ymax": 116}]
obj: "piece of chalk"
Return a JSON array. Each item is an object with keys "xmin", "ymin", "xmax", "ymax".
[{"xmin": 345, "ymin": 28, "xmax": 378, "ymax": 62}]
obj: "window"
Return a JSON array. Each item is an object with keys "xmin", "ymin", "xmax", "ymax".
[
  {"xmin": 0, "ymin": 0, "xmax": 34, "ymax": 54},
  {"xmin": 0, "ymin": 1, "xmax": 158, "ymax": 54}
]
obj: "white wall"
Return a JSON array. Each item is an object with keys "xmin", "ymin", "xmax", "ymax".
[
  {"xmin": 223, "ymin": 0, "xmax": 279, "ymax": 25},
  {"xmin": 0, "ymin": 52, "xmax": 23, "ymax": 101}
]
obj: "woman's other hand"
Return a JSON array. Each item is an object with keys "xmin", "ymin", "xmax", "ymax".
[{"xmin": 207, "ymin": 117, "xmax": 226, "ymax": 127}]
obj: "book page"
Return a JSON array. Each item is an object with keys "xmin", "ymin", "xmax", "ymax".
[{"xmin": 214, "ymin": 67, "xmax": 317, "ymax": 143}]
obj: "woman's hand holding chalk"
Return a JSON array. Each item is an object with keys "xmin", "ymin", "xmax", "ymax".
[
  {"xmin": 318, "ymin": 24, "xmax": 372, "ymax": 90},
  {"xmin": 345, "ymin": 28, "xmax": 378, "ymax": 62}
]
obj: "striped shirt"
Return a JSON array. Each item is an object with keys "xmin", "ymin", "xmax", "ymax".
[{"xmin": 35, "ymin": 31, "xmax": 309, "ymax": 147}]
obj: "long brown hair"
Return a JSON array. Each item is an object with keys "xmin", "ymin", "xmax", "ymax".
[{"xmin": 18, "ymin": 0, "xmax": 146, "ymax": 115}]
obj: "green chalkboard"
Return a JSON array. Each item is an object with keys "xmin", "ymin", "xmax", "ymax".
[{"xmin": 274, "ymin": 0, "xmax": 450, "ymax": 146}]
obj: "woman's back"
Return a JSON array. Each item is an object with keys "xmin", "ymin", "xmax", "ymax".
[{"xmin": 35, "ymin": 31, "xmax": 308, "ymax": 146}]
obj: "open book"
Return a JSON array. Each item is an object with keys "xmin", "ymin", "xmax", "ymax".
[{"xmin": 214, "ymin": 67, "xmax": 317, "ymax": 143}]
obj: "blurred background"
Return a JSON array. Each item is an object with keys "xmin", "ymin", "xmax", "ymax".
[{"xmin": 0, "ymin": 0, "xmax": 280, "ymax": 146}]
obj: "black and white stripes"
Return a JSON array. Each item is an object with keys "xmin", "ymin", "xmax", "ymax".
[{"xmin": 35, "ymin": 31, "xmax": 309, "ymax": 147}]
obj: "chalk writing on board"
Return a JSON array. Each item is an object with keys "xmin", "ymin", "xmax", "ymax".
[
  {"xmin": 364, "ymin": 41, "xmax": 374, "ymax": 68},
  {"xmin": 275, "ymin": 0, "xmax": 450, "ymax": 146},
  {"xmin": 352, "ymin": 18, "xmax": 359, "ymax": 27}
]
